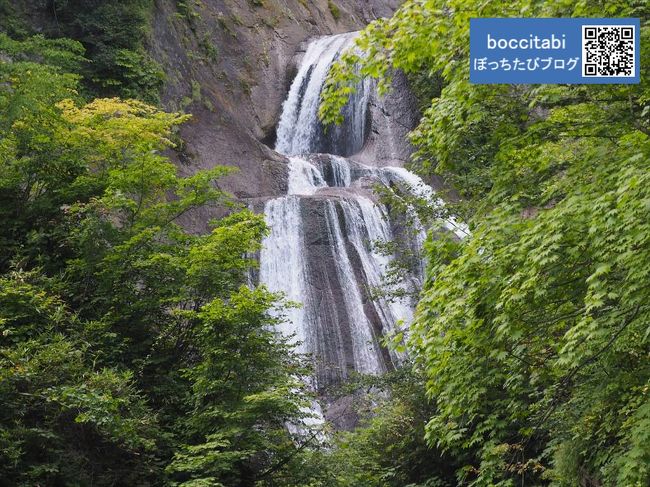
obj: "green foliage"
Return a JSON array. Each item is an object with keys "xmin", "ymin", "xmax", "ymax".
[
  {"xmin": 406, "ymin": 69, "xmax": 444, "ymax": 113},
  {"xmin": 326, "ymin": 368, "xmax": 459, "ymax": 487},
  {"xmin": 0, "ymin": 330, "xmax": 162, "ymax": 485},
  {"xmin": 168, "ymin": 286, "xmax": 311, "ymax": 486},
  {"xmin": 321, "ymin": 0, "xmax": 650, "ymax": 485},
  {"xmin": 328, "ymin": 0, "xmax": 341, "ymax": 21},
  {"xmin": 265, "ymin": 368, "xmax": 459, "ymax": 487},
  {"xmin": 175, "ymin": 0, "xmax": 203, "ymax": 30},
  {"xmin": 0, "ymin": 0, "xmax": 28, "ymax": 38},
  {"xmin": 44, "ymin": 0, "xmax": 164, "ymax": 102},
  {"xmin": 0, "ymin": 1, "xmax": 162, "ymax": 100},
  {"xmin": 199, "ymin": 34, "xmax": 220, "ymax": 62},
  {"xmin": 0, "ymin": 31, "xmax": 311, "ymax": 486}
]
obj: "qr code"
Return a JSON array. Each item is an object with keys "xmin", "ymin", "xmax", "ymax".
[{"xmin": 582, "ymin": 25, "xmax": 635, "ymax": 77}]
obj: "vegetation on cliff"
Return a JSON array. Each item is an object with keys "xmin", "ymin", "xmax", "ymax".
[{"xmin": 1, "ymin": 0, "xmax": 163, "ymax": 102}]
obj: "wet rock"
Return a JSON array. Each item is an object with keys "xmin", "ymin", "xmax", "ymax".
[
  {"xmin": 146, "ymin": 0, "xmax": 405, "ymax": 234},
  {"xmin": 355, "ymin": 70, "xmax": 421, "ymax": 167}
]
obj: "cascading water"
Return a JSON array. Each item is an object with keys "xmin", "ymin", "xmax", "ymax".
[
  {"xmin": 276, "ymin": 33, "xmax": 373, "ymax": 157},
  {"xmin": 259, "ymin": 32, "xmax": 455, "ymax": 420}
]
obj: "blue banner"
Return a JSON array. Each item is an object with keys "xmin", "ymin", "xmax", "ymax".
[{"xmin": 470, "ymin": 18, "xmax": 640, "ymax": 84}]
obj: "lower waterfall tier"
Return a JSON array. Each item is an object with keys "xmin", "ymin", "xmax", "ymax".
[{"xmin": 259, "ymin": 155, "xmax": 431, "ymax": 391}]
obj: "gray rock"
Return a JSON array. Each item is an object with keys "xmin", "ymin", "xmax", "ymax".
[
  {"xmin": 355, "ymin": 70, "xmax": 421, "ymax": 167},
  {"xmin": 147, "ymin": 0, "xmax": 405, "ymax": 232}
]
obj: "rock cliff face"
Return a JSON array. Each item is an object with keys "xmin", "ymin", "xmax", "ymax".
[
  {"xmin": 10, "ymin": 0, "xmax": 413, "ymax": 219},
  {"xmin": 147, "ymin": 0, "xmax": 407, "ymax": 230}
]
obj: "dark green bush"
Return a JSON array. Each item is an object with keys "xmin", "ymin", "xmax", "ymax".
[{"xmin": 49, "ymin": 0, "xmax": 164, "ymax": 102}]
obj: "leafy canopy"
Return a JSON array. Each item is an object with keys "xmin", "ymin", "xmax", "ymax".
[
  {"xmin": 321, "ymin": 1, "xmax": 650, "ymax": 485},
  {"xmin": 0, "ymin": 32, "xmax": 313, "ymax": 487}
]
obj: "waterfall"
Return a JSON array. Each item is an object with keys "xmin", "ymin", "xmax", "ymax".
[
  {"xmin": 276, "ymin": 32, "xmax": 373, "ymax": 157},
  {"xmin": 287, "ymin": 157, "xmax": 326, "ymax": 195},
  {"xmin": 329, "ymin": 156, "xmax": 352, "ymax": 187},
  {"xmin": 338, "ymin": 197, "xmax": 413, "ymax": 364},
  {"xmin": 259, "ymin": 196, "xmax": 309, "ymax": 350},
  {"xmin": 324, "ymin": 200, "xmax": 386, "ymax": 376},
  {"xmin": 259, "ymin": 32, "xmax": 452, "ymax": 408}
]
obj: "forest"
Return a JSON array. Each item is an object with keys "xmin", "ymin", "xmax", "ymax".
[{"xmin": 0, "ymin": 0, "xmax": 648, "ymax": 486}]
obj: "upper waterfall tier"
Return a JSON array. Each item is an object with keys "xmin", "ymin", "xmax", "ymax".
[{"xmin": 275, "ymin": 32, "xmax": 372, "ymax": 157}]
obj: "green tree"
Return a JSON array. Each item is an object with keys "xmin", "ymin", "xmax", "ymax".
[
  {"xmin": 1, "ymin": 33, "xmax": 311, "ymax": 486},
  {"xmin": 327, "ymin": 368, "xmax": 458, "ymax": 487},
  {"xmin": 50, "ymin": 0, "xmax": 164, "ymax": 102},
  {"xmin": 321, "ymin": 1, "xmax": 650, "ymax": 485}
]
